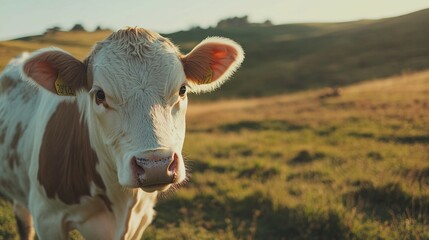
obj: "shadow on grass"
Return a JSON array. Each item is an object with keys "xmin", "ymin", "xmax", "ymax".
[
  {"xmin": 398, "ymin": 167, "xmax": 429, "ymax": 186},
  {"xmin": 237, "ymin": 165, "xmax": 280, "ymax": 182},
  {"xmin": 342, "ymin": 183, "xmax": 429, "ymax": 221},
  {"xmin": 187, "ymin": 160, "xmax": 232, "ymax": 174},
  {"xmin": 188, "ymin": 161, "xmax": 280, "ymax": 182},
  {"xmin": 154, "ymin": 192, "xmax": 353, "ymax": 240},
  {"xmin": 218, "ymin": 120, "xmax": 306, "ymax": 133},
  {"xmin": 317, "ymin": 126, "xmax": 337, "ymax": 136},
  {"xmin": 366, "ymin": 151, "xmax": 383, "ymax": 161},
  {"xmin": 287, "ymin": 170, "xmax": 333, "ymax": 185},
  {"xmin": 348, "ymin": 132, "xmax": 375, "ymax": 139},
  {"xmin": 378, "ymin": 135, "xmax": 429, "ymax": 144},
  {"xmin": 288, "ymin": 150, "xmax": 326, "ymax": 165}
]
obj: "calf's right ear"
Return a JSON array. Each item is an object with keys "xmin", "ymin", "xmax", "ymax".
[
  {"xmin": 181, "ymin": 37, "xmax": 244, "ymax": 93},
  {"xmin": 22, "ymin": 48, "xmax": 88, "ymax": 96}
]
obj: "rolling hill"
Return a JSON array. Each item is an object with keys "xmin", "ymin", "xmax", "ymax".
[{"xmin": 1, "ymin": 9, "xmax": 429, "ymax": 100}]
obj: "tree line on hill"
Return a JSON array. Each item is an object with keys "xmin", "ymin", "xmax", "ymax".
[
  {"xmin": 44, "ymin": 24, "xmax": 109, "ymax": 35},
  {"xmin": 216, "ymin": 16, "xmax": 272, "ymax": 28},
  {"xmin": 45, "ymin": 16, "xmax": 273, "ymax": 35}
]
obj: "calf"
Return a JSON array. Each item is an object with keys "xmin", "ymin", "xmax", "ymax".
[{"xmin": 0, "ymin": 27, "xmax": 244, "ymax": 239}]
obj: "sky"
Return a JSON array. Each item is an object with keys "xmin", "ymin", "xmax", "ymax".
[{"xmin": 0, "ymin": 0, "xmax": 428, "ymax": 41}]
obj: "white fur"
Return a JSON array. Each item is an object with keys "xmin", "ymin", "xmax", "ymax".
[{"xmin": 89, "ymin": 34, "xmax": 188, "ymax": 186}]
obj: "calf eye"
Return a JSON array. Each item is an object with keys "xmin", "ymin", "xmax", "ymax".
[
  {"xmin": 95, "ymin": 90, "xmax": 105, "ymax": 104},
  {"xmin": 179, "ymin": 85, "xmax": 186, "ymax": 97}
]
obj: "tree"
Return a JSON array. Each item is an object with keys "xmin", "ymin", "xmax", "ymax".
[
  {"xmin": 263, "ymin": 20, "xmax": 273, "ymax": 26},
  {"xmin": 44, "ymin": 26, "xmax": 61, "ymax": 34},
  {"xmin": 70, "ymin": 24, "xmax": 86, "ymax": 32},
  {"xmin": 216, "ymin": 16, "xmax": 249, "ymax": 28}
]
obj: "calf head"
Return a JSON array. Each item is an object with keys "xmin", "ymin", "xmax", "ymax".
[{"xmin": 22, "ymin": 28, "xmax": 244, "ymax": 192}]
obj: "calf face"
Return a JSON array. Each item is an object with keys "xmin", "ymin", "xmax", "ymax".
[{"xmin": 22, "ymin": 28, "xmax": 244, "ymax": 192}]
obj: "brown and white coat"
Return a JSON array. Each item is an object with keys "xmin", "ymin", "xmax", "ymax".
[{"xmin": 0, "ymin": 28, "xmax": 244, "ymax": 239}]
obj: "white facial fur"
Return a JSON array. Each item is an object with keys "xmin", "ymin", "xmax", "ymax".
[
  {"xmin": 20, "ymin": 28, "xmax": 244, "ymax": 191},
  {"xmin": 86, "ymin": 30, "xmax": 188, "ymax": 188}
]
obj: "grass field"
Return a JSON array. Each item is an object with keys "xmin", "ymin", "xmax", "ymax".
[
  {"xmin": 143, "ymin": 71, "xmax": 429, "ymax": 239},
  {"xmin": 1, "ymin": 70, "xmax": 428, "ymax": 239},
  {"xmin": 1, "ymin": 8, "xmax": 429, "ymax": 239}
]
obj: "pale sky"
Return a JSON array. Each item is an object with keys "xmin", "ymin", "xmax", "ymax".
[{"xmin": 0, "ymin": 0, "xmax": 428, "ymax": 41}]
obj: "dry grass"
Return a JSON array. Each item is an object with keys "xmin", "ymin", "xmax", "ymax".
[
  {"xmin": 146, "ymin": 70, "xmax": 428, "ymax": 239},
  {"xmin": 0, "ymin": 68, "xmax": 428, "ymax": 239},
  {"xmin": 0, "ymin": 25, "xmax": 428, "ymax": 239}
]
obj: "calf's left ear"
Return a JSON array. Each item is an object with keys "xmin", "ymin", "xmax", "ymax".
[
  {"xmin": 22, "ymin": 48, "xmax": 87, "ymax": 96},
  {"xmin": 181, "ymin": 37, "xmax": 244, "ymax": 93}
]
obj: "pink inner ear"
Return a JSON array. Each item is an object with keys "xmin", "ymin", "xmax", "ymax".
[
  {"xmin": 209, "ymin": 44, "xmax": 238, "ymax": 81},
  {"xmin": 25, "ymin": 61, "xmax": 58, "ymax": 92},
  {"xmin": 182, "ymin": 42, "xmax": 239, "ymax": 84}
]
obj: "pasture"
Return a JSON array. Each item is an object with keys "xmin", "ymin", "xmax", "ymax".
[
  {"xmin": 1, "ymin": 69, "xmax": 428, "ymax": 239},
  {"xmin": 0, "ymin": 11, "xmax": 428, "ymax": 238}
]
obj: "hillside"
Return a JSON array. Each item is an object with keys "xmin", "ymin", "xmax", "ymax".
[
  {"xmin": 1, "ymin": 9, "xmax": 429, "ymax": 100},
  {"xmin": 1, "ymin": 65, "xmax": 428, "ymax": 239},
  {"xmin": 167, "ymin": 8, "xmax": 429, "ymax": 99}
]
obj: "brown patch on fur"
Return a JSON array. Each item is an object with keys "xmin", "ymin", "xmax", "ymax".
[
  {"xmin": 10, "ymin": 123, "xmax": 23, "ymax": 149},
  {"xmin": 83, "ymin": 57, "xmax": 94, "ymax": 89},
  {"xmin": 14, "ymin": 202, "xmax": 35, "ymax": 240},
  {"xmin": 0, "ymin": 180, "xmax": 9, "ymax": 191},
  {"xmin": 0, "ymin": 76, "xmax": 17, "ymax": 93},
  {"xmin": 8, "ymin": 152, "xmax": 19, "ymax": 169},
  {"xmin": 7, "ymin": 123, "xmax": 23, "ymax": 168},
  {"xmin": 20, "ymin": 89, "xmax": 33, "ymax": 103},
  {"xmin": 15, "ymin": 216, "xmax": 31, "ymax": 240},
  {"xmin": 38, "ymin": 102, "xmax": 106, "ymax": 204},
  {"xmin": 0, "ymin": 127, "xmax": 6, "ymax": 144},
  {"xmin": 0, "ymin": 179, "xmax": 15, "ymax": 195}
]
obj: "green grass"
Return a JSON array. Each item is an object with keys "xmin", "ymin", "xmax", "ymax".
[
  {"xmin": 1, "ymin": 69, "xmax": 428, "ymax": 239},
  {"xmin": 1, "ymin": 9, "xmax": 429, "ymax": 239}
]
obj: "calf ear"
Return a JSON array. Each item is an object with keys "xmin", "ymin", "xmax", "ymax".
[
  {"xmin": 181, "ymin": 37, "xmax": 244, "ymax": 93},
  {"xmin": 22, "ymin": 48, "xmax": 87, "ymax": 96}
]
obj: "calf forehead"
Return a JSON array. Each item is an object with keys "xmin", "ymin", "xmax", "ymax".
[{"xmin": 89, "ymin": 28, "xmax": 184, "ymax": 97}]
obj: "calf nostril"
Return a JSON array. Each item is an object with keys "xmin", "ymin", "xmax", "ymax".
[
  {"xmin": 168, "ymin": 153, "xmax": 179, "ymax": 176},
  {"xmin": 134, "ymin": 157, "xmax": 146, "ymax": 173}
]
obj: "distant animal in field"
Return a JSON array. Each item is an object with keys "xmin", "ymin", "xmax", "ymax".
[
  {"xmin": 318, "ymin": 87, "xmax": 342, "ymax": 99},
  {"xmin": 0, "ymin": 27, "xmax": 244, "ymax": 239}
]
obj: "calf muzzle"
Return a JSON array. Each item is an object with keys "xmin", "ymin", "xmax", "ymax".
[{"xmin": 134, "ymin": 153, "xmax": 179, "ymax": 190}]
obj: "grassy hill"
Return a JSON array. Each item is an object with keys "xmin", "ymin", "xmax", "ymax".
[
  {"xmin": 1, "ymin": 9, "xmax": 429, "ymax": 100},
  {"xmin": 169, "ymin": 8, "xmax": 429, "ymax": 99},
  {"xmin": 1, "ymin": 65, "xmax": 428, "ymax": 239},
  {"xmin": 0, "ymin": 9, "xmax": 428, "ymax": 239}
]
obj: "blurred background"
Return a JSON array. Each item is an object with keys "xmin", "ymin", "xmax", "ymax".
[{"xmin": 1, "ymin": 0, "xmax": 429, "ymax": 239}]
